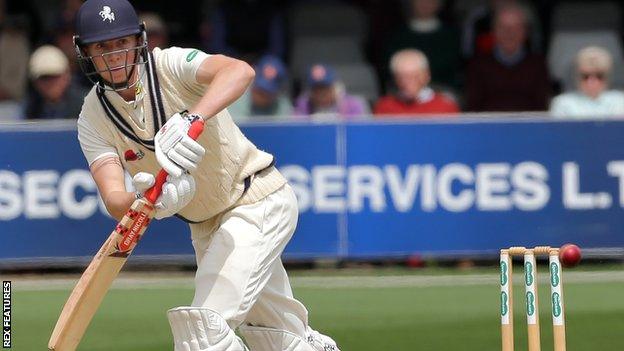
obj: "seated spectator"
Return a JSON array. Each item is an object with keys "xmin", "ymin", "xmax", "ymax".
[
  {"xmin": 140, "ymin": 12, "xmax": 169, "ymax": 51},
  {"xmin": 24, "ymin": 45, "xmax": 88, "ymax": 120},
  {"xmin": 551, "ymin": 47, "xmax": 624, "ymax": 118},
  {"xmin": 384, "ymin": 0, "xmax": 460, "ymax": 89},
  {"xmin": 374, "ymin": 49, "xmax": 459, "ymax": 116},
  {"xmin": 52, "ymin": 25, "xmax": 92, "ymax": 89},
  {"xmin": 57, "ymin": 0, "xmax": 82, "ymax": 29},
  {"xmin": 0, "ymin": 3, "xmax": 30, "ymax": 121},
  {"xmin": 228, "ymin": 55, "xmax": 292, "ymax": 122},
  {"xmin": 295, "ymin": 64, "xmax": 369, "ymax": 119},
  {"xmin": 462, "ymin": 0, "xmax": 542, "ymax": 58},
  {"xmin": 202, "ymin": 0, "xmax": 285, "ymax": 63},
  {"xmin": 50, "ymin": 1, "xmax": 104, "ymax": 91},
  {"xmin": 465, "ymin": 4, "xmax": 549, "ymax": 112}
]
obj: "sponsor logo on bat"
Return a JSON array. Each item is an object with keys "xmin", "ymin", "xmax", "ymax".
[{"xmin": 119, "ymin": 211, "xmax": 148, "ymax": 252}]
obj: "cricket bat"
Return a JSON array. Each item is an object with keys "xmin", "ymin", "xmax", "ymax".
[{"xmin": 48, "ymin": 120, "xmax": 204, "ymax": 351}]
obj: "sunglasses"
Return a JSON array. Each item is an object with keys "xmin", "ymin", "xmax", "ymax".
[{"xmin": 579, "ymin": 72, "xmax": 606, "ymax": 81}]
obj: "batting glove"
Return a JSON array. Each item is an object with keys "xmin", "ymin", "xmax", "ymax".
[
  {"xmin": 155, "ymin": 113, "xmax": 206, "ymax": 177},
  {"xmin": 132, "ymin": 172, "xmax": 196, "ymax": 219}
]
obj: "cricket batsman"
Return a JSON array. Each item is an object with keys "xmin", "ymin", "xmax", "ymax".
[{"xmin": 72, "ymin": 0, "xmax": 339, "ymax": 350}]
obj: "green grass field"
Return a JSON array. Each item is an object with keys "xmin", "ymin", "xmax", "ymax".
[{"xmin": 9, "ymin": 267, "xmax": 624, "ymax": 350}]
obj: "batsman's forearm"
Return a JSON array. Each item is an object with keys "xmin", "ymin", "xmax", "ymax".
[
  {"xmin": 189, "ymin": 61, "xmax": 255, "ymax": 119},
  {"xmin": 103, "ymin": 191, "xmax": 136, "ymax": 221}
]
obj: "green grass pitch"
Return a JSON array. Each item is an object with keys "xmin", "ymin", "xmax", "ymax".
[{"xmin": 9, "ymin": 268, "xmax": 624, "ymax": 350}]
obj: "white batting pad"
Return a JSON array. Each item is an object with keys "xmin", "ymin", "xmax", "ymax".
[
  {"xmin": 305, "ymin": 327, "xmax": 340, "ymax": 351},
  {"xmin": 167, "ymin": 307, "xmax": 248, "ymax": 351}
]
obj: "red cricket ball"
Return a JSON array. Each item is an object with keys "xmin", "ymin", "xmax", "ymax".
[
  {"xmin": 559, "ymin": 243, "xmax": 582, "ymax": 267},
  {"xmin": 406, "ymin": 254, "xmax": 425, "ymax": 268}
]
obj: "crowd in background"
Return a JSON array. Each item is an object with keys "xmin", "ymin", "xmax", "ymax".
[{"xmin": 2, "ymin": 0, "xmax": 624, "ymax": 122}]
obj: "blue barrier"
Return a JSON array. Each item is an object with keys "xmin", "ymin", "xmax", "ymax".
[{"xmin": 1, "ymin": 118, "xmax": 624, "ymax": 264}]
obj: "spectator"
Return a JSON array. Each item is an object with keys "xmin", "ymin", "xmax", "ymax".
[
  {"xmin": 58, "ymin": 0, "xmax": 82, "ymax": 29},
  {"xmin": 551, "ymin": 47, "xmax": 624, "ymax": 118},
  {"xmin": 295, "ymin": 64, "xmax": 369, "ymax": 119},
  {"xmin": 462, "ymin": 0, "xmax": 542, "ymax": 58},
  {"xmin": 0, "ymin": 0, "xmax": 30, "ymax": 121},
  {"xmin": 24, "ymin": 45, "xmax": 88, "ymax": 120},
  {"xmin": 52, "ymin": 25, "xmax": 92, "ymax": 89},
  {"xmin": 140, "ymin": 12, "xmax": 169, "ymax": 51},
  {"xmin": 464, "ymin": 4, "xmax": 549, "ymax": 112},
  {"xmin": 384, "ymin": 0, "xmax": 460, "ymax": 89},
  {"xmin": 3, "ymin": 0, "xmax": 41, "ymax": 44},
  {"xmin": 228, "ymin": 55, "xmax": 292, "ymax": 122},
  {"xmin": 50, "ymin": 1, "xmax": 109, "ymax": 90},
  {"xmin": 374, "ymin": 49, "xmax": 459, "ymax": 116},
  {"xmin": 201, "ymin": 0, "xmax": 285, "ymax": 63}
]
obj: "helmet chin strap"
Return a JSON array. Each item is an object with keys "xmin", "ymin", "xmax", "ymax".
[{"xmin": 102, "ymin": 64, "xmax": 138, "ymax": 91}]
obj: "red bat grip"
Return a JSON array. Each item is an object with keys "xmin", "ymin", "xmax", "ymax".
[{"xmin": 144, "ymin": 120, "xmax": 205, "ymax": 204}]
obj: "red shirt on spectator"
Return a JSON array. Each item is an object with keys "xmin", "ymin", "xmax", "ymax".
[{"xmin": 374, "ymin": 88, "xmax": 459, "ymax": 116}]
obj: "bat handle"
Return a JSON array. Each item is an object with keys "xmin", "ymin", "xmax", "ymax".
[{"xmin": 144, "ymin": 119, "xmax": 204, "ymax": 204}]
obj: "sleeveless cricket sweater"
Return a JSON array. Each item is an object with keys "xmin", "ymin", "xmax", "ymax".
[{"xmin": 78, "ymin": 47, "xmax": 286, "ymax": 226}]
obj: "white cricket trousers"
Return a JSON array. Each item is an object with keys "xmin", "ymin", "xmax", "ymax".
[{"xmin": 188, "ymin": 184, "xmax": 309, "ymax": 337}]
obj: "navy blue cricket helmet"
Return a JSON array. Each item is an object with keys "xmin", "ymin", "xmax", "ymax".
[{"xmin": 74, "ymin": 0, "xmax": 148, "ymax": 91}]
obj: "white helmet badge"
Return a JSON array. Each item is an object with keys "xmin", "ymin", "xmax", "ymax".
[{"xmin": 99, "ymin": 6, "xmax": 116, "ymax": 23}]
